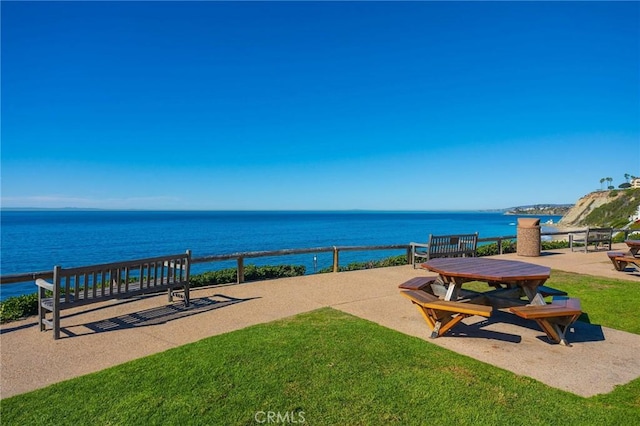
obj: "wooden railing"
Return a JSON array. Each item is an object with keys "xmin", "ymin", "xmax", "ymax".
[{"xmin": 1, "ymin": 229, "xmax": 635, "ymax": 287}]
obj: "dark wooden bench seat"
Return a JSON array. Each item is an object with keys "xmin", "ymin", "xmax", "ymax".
[
  {"xmin": 607, "ymin": 252, "xmax": 640, "ymax": 271},
  {"xmin": 401, "ymin": 290, "xmax": 492, "ymax": 338},
  {"xmin": 398, "ymin": 277, "xmax": 437, "ymax": 291},
  {"xmin": 509, "ymin": 297, "xmax": 582, "ymax": 346},
  {"xmin": 36, "ymin": 251, "xmax": 191, "ymax": 340}
]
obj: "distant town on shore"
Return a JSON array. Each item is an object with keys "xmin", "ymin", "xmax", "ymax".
[{"xmin": 504, "ymin": 204, "xmax": 573, "ymax": 216}]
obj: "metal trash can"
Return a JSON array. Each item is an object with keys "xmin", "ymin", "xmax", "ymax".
[{"xmin": 517, "ymin": 218, "xmax": 541, "ymax": 257}]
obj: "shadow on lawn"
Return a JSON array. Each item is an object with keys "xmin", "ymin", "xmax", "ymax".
[{"xmin": 71, "ymin": 294, "xmax": 258, "ymax": 335}]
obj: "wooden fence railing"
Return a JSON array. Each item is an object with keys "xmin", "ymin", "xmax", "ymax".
[{"xmin": 1, "ymin": 229, "xmax": 635, "ymax": 287}]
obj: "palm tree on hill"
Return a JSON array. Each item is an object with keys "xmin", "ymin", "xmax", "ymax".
[{"xmin": 600, "ymin": 178, "xmax": 605, "ymax": 190}]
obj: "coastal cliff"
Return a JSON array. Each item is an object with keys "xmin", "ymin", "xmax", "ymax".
[{"xmin": 557, "ymin": 189, "xmax": 640, "ymax": 228}]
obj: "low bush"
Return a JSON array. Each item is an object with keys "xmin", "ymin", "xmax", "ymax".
[
  {"xmin": 0, "ymin": 293, "xmax": 38, "ymax": 323},
  {"xmin": 477, "ymin": 240, "xmax": 516, "ymax": 256},
  {"xmin": 318, "ymin": 254, "xmax": 407, "ymax": 273},
  {"xmin": 541, "ymin": 240, "xmax": 570, "ymax": 249}
]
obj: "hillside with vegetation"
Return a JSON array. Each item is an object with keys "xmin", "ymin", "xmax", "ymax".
[{"xmin": 558, "ymin": 188, "xmax": 640, "ymax": 229}]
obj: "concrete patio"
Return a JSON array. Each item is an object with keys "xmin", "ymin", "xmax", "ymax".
[{"xmin": 1, "ymin": 243, "xmax": 639, "ymax": 399}]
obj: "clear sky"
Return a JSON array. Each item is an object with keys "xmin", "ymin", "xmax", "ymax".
[{"xmin": 2, "ymin": 1, "xmax": 639, "ymax": 211}]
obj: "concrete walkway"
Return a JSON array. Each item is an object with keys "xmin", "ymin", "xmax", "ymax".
[{"xmin": 1, "ymin": 244, "xmax": 639, "ymax": 399}]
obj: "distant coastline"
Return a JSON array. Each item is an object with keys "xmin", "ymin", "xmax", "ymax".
[{"xmin": 504, "ymin": 204, "xmax": 573, "ymax": 216}]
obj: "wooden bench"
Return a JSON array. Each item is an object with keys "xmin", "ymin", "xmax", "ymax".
[
  {"xmin": 400, "ymin": 289, "xmax": 492, "ymax": 338},
  {"xmin": 509, "ymin": 297, "xmax": 582, "ymax": 346},
  {"xmin": 569, "ymin": 228, "xmax": 613, "ymax": 252},
  {"xmin": 410, "ymin": 233, "xmax": 478, "ymax": 268},
  {"xmin": 36, "ymin": 251, "xmax": 191, "ymax": 339},
  {"xmin": 607, "ymin": 252, "xmax": 640, "ymax": 271}
]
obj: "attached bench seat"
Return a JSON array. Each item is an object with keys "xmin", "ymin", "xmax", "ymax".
[
  {"xmin": 401, "ymin": 290, "xmax": 492, "ymax": 338},
  {"xmin": 607, "ymin": 251, "xmax": 640, "ymax": 271},
  {"xmin": 398, "ymin": 276, "xmax": 438, "ymax": 291},
  {"xmin": 509, "ymin": 297, "xmax": 582, "ymax": 346}
]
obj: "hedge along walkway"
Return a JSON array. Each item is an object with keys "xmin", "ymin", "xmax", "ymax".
[{"xmin": 1, "ymin": 245, "xmax": 639, "ymax": 399}]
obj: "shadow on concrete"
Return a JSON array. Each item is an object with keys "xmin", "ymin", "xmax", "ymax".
[
  {"xmin": 0, "ymin": 321, "xmax": 38, "ymax": 334},
  {"xmin": 446, "ymin": 309, "xmax": 605, "ymax": 345},
  {"xmin": 68, "ymin": 294, "xmax": 258, "ymax": 336}
]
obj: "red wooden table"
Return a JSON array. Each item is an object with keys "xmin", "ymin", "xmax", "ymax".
[
  {"xmin": 422, "ymin": 257, "xmax": 551, "ymax": 306},
  {"xmin": 625, "ymin": 240, "xmax": 640, "ymax": 257}
]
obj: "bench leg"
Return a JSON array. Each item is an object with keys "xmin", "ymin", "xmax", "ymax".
[
  {"xmin": 413, "ymin": 303, "xmax": 470, "ymax": 338},
  {"xmin": 432, "ymin": 313, "xmax": 467, "ymax": 338},
  {"xmin": 613, "ymin": 259, "xmax": 628, "ymax": 271},
  {"xmin": 38, "ymin": 295, "xmax": 46, "ymax": 332},
  {"xmin": 412, "ymin": 304, "xmax": 436, "ymax": 330},
  {"xmin": 533, "ymin": 315, "xmax": 579, "ymax": 346},
  {"xmin": 53, "ymin": 308, "xmax": 61, "ymax": 340}
]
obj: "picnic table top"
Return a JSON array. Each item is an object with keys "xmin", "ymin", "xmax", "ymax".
[{"xmin": 422, "ymin": 257, "xmax": 551, "ymax": 282}]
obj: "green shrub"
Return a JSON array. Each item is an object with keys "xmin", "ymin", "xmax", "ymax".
[
  {"xmin": 477, "ymin": 240, "xmax": 516, "ymax": 256},
  {"xmin": 541, "ymin": 240, "xmax": 570, "ymax": 249},
  {"xmin": 189, "ymin": 264, "xmax": 306, "ymax": 287},
  {"xmin": 614, "ymin": 231, "xmax": 640, "ymax": 243},
  {"xmin": 0, "ymin": 293, "xmax": 39, "ymax": 323},
  {"xmin": 319, "ymin": 254, "xmax": 407, "ymax": 273}
]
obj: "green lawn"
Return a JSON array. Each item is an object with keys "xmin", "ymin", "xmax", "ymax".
[{"xmin": 2, "ymin": 272, "xmax": 640, "ymax": 425}]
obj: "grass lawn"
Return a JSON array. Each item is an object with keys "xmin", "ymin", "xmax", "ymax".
[{"xmin": 2, "ymin": 272, "xmax": 640, "ymax": 425}]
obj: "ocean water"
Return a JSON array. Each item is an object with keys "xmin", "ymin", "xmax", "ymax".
[{"xmin": 0, "ymin": 210, "xmax": 562, "ymax": 300}]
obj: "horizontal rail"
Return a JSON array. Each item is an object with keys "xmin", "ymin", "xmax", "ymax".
[{"xmin": 1, "ymin": 229, "xmax": 635, "ymax": 286}]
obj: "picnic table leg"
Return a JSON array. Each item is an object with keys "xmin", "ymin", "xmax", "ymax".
[
  {"xmin": 442, "ymin": 276, "xmax": 463, "ymax": 302},
  {"xmin": 521, "ymin": 280, "xmax": 548, "ymax": 306}
]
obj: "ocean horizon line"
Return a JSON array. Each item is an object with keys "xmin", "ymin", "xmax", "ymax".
[{"xmin": 2, "ymin": 207, "xmax": 517, "ymax": 214}]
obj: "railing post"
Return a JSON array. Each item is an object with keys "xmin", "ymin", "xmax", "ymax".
[
  {"xmin": 406, "ymin": 246, "xmax": 413, "ymax": 265},
  {"xmin": 333, "ymin": 247, "xmax": 339, "ymax": 273},
  {"xmin": 497, "ymin": 238, "xmax": 503, "ymax": 255},
  {"xmin": 237, "ymin": 257, "xmax": 244, "ymax": 284}
]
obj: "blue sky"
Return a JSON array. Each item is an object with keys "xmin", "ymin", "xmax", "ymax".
[{"xmin": 2, "ymin": 1, "xmax": 639, "ymax": 210}]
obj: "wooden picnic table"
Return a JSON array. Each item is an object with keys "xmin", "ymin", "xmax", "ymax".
[
  {"xmin": 624, "ymin": 240, "xmax": 640, "ymax": 257},
  {"xmin": 422, "ymin": 257, "xmax": 552, "ymax": 307},
  {"xmin": 411, "ymin": 257, "xmax": 580, "ymax": 345}
]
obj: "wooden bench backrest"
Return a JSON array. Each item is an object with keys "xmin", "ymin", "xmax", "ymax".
[
  {"xmin": 52, "ymin": 251, "xmax": 191, "ymax": 307},
  {"xmin": 586, "ymin": 228, "xmax": 613, "ymax": 243},
  {"xmin": 427, "ymin": 233, "xmax": 478, "ymax": 260}
]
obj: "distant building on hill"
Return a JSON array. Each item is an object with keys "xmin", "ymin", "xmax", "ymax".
[{"xmin": 632, "ymin": 178, "xmax": 640, "ymax": 189}]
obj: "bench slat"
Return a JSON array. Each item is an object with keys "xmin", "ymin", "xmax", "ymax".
[
  {"xmin": 510, "ymin": 305, "xmax": 582, "ymax": 320},
  {"xmin": 398, "ymin": 277, "xmax": 437, "ymax": 291},
  {"xmin": 400, "ymin": 290, "xmax": 439, "ymax": 305},
  {"xmin": 423, "ymin": 300, "xmax": 492, "ymax": 317}
]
